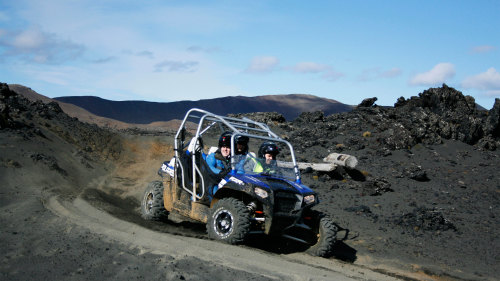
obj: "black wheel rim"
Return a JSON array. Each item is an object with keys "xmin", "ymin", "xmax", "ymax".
[{"xmin": 214, "ymin": 209, "xmax": 234, "ymax": 237}]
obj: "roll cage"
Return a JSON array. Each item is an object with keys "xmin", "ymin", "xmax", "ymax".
[{"xmin": 173, "ymin": 108, "xmax": 301, "ymax": 202}]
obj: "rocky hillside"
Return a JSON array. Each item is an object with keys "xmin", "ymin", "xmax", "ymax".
[
  {"xmin": 289, "ymin": 84, "xmax": 499, "ymax": 157},
  {"xmin": 1, "ymin": 83, "xmax": 122, "ymax": 164},
  {"xmin": 235, "ymin": 85, "xmax": 500, "ymax": 279},
  {"xmin": 2, "ymin": 82, "xmax": 499, "ymax": 280}
]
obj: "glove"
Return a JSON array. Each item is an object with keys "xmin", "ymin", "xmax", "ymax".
[
  {"xmin": 187, "ymin": 138, "xmax": 200, "ymax": 153},
  {"xmin": 218, "ymin": 167, "xmax": 231, "ymax": 178}
]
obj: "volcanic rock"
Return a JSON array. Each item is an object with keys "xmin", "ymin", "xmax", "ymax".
[{"xmin": 2, "ymin": 83, "xmax": 500, "ymax": 280}]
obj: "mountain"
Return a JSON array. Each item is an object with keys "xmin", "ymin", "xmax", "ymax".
[
  {"xmin": 8, "ymin": 84, "xmax": 130, "ymax": 128},
  {"xmin": 8, "ymin": 84, "xmax": 189, "ymax": 130},
  {"xmin": 54, "ymin": 94, "xmax": 353, "ymax": 124}
]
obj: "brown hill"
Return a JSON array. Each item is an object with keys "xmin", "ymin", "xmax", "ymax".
[
  {"xmin": 54, "ymin": 93, "xmax": 353, "ymax": 124},
  {"xmin": 9, "ymin": 84, "xmax": 352, "ymax": 129},
  {"xmin": 8, "ymin": 84, "xmax": 182, "ymax": 131}
]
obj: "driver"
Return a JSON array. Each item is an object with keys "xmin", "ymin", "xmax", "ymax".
[{"xmin": 206, "ymin": 131, "xmax": 232, "ymax": 175}]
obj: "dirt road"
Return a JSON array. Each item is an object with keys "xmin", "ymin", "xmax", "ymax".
[{"xmin": 47, "ymin": 195, "xmax": 404, "ymax": 281}]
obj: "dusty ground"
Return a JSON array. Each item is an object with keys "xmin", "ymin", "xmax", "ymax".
[
  {"xmin": 1, "ymin": 83, "xmax": 499, "ymax": 280},
  {"xmin": 0, "ymin": 123, "xmax": 399, "ymax": 281}
]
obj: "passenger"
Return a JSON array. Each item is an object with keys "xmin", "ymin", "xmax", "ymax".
[
  {"xmin": 234, "ymin": 135, "xmax": 249, "ymax": 156},
  {"xmin": 236, "ymin": 141, "xmax": 279, "ymax": 174},
  {"xmin": 258, "ymin": 142, "xmax": 280, "ymax": 173}
]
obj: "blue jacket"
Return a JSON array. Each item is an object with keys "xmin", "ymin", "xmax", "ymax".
[{"xmin": 206, "ymin": 151, "xmax": 229, "ymax": 174}]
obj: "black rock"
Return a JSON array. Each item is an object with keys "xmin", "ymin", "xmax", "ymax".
[{"xmin": 357, "ymin": 97, "xmax": 378, "ymax": 108}]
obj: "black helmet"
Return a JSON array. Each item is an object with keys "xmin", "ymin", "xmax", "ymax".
[
  {"xmin": 218, "ymin": 131, "xmax": 232, "ymax": 148},
  {"xmin": 235, "ymin": 135, "xmax": 249, "ymax": 145},
  {"xmin": 258, "ymin": 142, "xmax": 279, "ymax": 158},
  {"xmin": 235, "ymin": 135, "xmax": 249, "ymax": 155},
  {"xmin": 219, "ymin": 131, "xmax": 249, "ymax": 147}
]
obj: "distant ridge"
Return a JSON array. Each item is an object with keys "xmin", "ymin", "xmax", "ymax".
[
  {"xmin": 54, "ymin": 94, "xmax": 353, "ymax": 123},
  {"xmin": 8, "ymin": 84, "xmax": 182, "ymax": 130}
]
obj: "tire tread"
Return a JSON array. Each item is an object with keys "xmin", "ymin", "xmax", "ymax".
[
  {"xmin": 306, "ymin": 211, "xmax": 338, "ymax": 257},
  {"xmin": 141, "ymin": 181, "xmax": 168, "ymax": 221},
  {"xmin": 207, "ymin": 198, "xmax": 251, "ymax": 244}
]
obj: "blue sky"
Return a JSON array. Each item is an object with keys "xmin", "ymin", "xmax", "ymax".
[{"xmin": 1, "ymin": 0, "xmax": 499, "ymax": 108}]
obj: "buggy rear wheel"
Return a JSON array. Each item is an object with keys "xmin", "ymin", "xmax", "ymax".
[
  {"xmin": 305, "ymin": 211, "xmax": 337, "ymax": 257},
  {"xmin": 141, "ymin": 181, "xmax": 168, "ymax": 221},
  {"xmin": 207, "ymin": 198, "xmax": 251, "ymax": 244}
]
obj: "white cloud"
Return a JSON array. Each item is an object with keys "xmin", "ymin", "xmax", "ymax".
[
  {"xmin": 245, "ymin": 56, "xmax": 279, "ymax": 73},
  {"xmin": 0, "ymin": 25, "xmax": 84, "ymax": 64},
  {"xmin": 287, "ymin": 62, "xmax": 344, "ymax": 82},
  {"xmin": 409, "ymin": 63, "xmax": 456, "ymax": 86},
  {"xmin": 462, "ymin": 68, "xmax": 500, "ymax": 92},
  {"xmin": 12, "ymin": 27, "xmax": 45, "ymax": 49},
  {"xmin": 471, "ymin": 45, "xmax": 496, "ymax": 54}
]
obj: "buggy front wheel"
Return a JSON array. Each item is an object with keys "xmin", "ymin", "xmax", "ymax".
[
  {"xmin": 140, "ymin": 181, "xmax": 168, "ymax": 221},
  {"xmin": 305, "ymin": 211, "xmax": 338, "ymax": 257},
  {"xmin": 207, "ymin": 198, "xmax": 251, "ymax": 244}
]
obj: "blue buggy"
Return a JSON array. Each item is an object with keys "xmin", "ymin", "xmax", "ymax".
[{"xmin": 140, "ymin": 109, "xmax": 338, "ymax": 256}]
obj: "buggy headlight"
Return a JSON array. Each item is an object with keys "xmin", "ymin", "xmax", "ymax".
[
  {"xmin": 304, "ymin": 195, "xmax": 315, "ymax": 205},
  {"xmin": 254, "ymin": 187, "xmax": 268, "ymax": 199}
]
